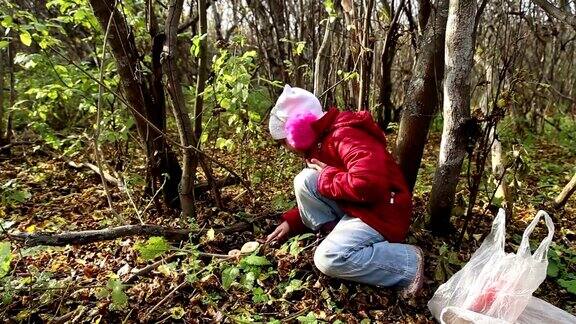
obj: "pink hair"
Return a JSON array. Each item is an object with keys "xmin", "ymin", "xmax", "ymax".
[{"xmin": 285, "ymin": 111, "xmax": 319, "ymax": 151}]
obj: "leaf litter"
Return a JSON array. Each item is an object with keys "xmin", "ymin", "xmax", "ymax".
[{"xmin": 0, "ymin": 135, "xmax": 574, "ymax": 323}]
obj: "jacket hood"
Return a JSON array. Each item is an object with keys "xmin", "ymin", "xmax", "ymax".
[{"xmin": 312, "ymin": 108, "xmax": 387, "ymax": 145}]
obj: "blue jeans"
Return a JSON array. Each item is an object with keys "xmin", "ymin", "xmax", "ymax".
[{"xmin": 294, "ymin": 168, "xmax": 419, "ymax": 287}]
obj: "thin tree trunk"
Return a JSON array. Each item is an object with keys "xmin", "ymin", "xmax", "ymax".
[
  {"xmin": 554, "ymin": 172, "xmax": 576, "ymax": 209},
  {"xmin": 164, "ymin": 0, "xmax": 197, "ymax": 218},
  {"xmin": 314, "ymin": 17, "xmax": 333, "ymax": 97},
  {"xmin": 0, "ymin": 49, "xmax": 4, "ymax": 142},
  {"xmin": 89, "ymin": 0, "xmax": 182, "ymax": 209},
  {"xmin": 396, "ymin": 0, "xmax": 449, "ymax": 191},
  {"xmin": 2, "ymin": 34, "xmax": 15, "ymax": 150},
  {"xmin": 376, "ymin": 0, "xmax": 405, "ymax": 130},
  {"xmin": 358, "ymin": 0, "xmax": 375, "ymax": 110},
  {"xmin": 342, "ymin": 0, "xmax": 360, "ymax": 108},
  {"xmin": 428, "ymin": 0, "xmax": 477, "ymax": 233},
  {"xmin": 479, "ymin": 62, "xmax": 512, "ymax": 214},
  {"xmin": 194, "ymin": 0, "xmax": 224, "ymax": 210},
  {"xmin": 211, "ymin": 3, "xmax": 224, "ymax": 43},
  {"xmin": 418, "ymin": 0, "xmax": 432, "ymax": 35}
]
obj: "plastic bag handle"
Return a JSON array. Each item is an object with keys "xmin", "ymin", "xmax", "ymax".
[
  {"xmin": 518, "ymin": 210, "xmax": 554, "ymax": 261},
  {"xmin": 486, "ymin": 208, "xmax": 507, "ymax": 249}
]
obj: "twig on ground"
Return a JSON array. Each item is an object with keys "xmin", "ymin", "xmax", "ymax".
[
  {"xmin": 124, "ymin": 253, "xmax": 179, "ymax": 284},
  {"xmin": 53, "ymin": 282, "xmax": 71, "ymax": 317},
  {"xmin": 50, "ymin": 309, "xmax": 76, "ymax": 324},
  {"xmin": 146, "ymin": 282, "xmax": 194, "ymax": 319},
  {"xmin": 281, "ymin": 307, "xmax": 310, "ymax": 322}
]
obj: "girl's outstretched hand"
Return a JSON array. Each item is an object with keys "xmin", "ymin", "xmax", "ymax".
[
  {"xmin": 306, "ymin": 158, "xmax": 326, "ymax": 171},
  {"xmin": 262, "ymin": 221, "xmax": 290, "ymax": 244}
]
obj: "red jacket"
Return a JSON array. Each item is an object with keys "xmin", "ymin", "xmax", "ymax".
[{"xmin": 282, "ymin": 108, "xmax": 413, "ymax": 243}]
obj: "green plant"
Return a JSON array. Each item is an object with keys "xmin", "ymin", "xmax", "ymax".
[
  {"xmin": 547, "ymin": 243, "xmax": 576, "ymax": 295},
  {"xmin": 220, "ymin": 253, "xmax": 274, "ymax": 303},
  {"xmin": 134, "ymin": 236, "xmax": 171, "ymax": 260},
  {"xmin": 434, "ymin": 243, "xmax": 463, "ymax": 282},
  {"xmin": 278, "ymin": 233, "xmax": 315, "ymax": 257},
  {"xmin": 0, "ymin": 180, "xmax": 31, "ymax": 207},
  {"xmin": 95, "ymin": 277, "xmax": 129, "ymax": 310},
  {"xmin": 0, "ymin": 242, "xmax": 12, "ymax": 279}
]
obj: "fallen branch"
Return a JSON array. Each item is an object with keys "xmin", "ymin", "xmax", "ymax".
[
  {"xmin": 67, "ymin": 161, "xmax": 239, "ymax": 196},
  {"xmin": 9, "ymin": 219, "xmax": 257, "ymax": 247},
  {"xmin": 554, "ymin": 172, "xmax": 576, "ymax": 209},
  {"xmin": 0, "ymin": 140, "xmax": 40, "ymax": 151},
  {"xmin": 67, "ymin": 161, "xmax": 124, "ymax": 190},
  {"xmin": 193, "ymin": 176, "xmax": 239, "ymax": 196}
]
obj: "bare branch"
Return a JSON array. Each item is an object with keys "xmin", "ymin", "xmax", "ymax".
[
  {"xmin": 9, "ymin": 220, "xmax": 255, "ymax": 247},
  {"xmin": 531, "ymin": 0, "xmax": 576, "ymax": 29}
]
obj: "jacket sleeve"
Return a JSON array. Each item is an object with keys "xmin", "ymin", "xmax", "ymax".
[
  {"xmin": 281, "ymin": 207, "xmax": 308, "ymax": 234},
  {"xmin": 317, "ymin": 127, "xmax": 389, "ymax": 203}
]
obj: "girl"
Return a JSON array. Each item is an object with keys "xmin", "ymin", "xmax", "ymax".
[{"xmin": 266, "ymin": 85, "xmax": 423, "ymax": 298}]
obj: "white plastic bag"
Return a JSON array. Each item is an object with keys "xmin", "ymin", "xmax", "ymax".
[
  {"xmin": 438, "ymin": 297, "xmax": 576, "ymax": 324},
  {"xmin": 428, "ymin": 209, "xmax": 555, "ymax": 323},
  {"xmin": 516, "ymin": 296, "xmax": 576, "ymax": 324}
]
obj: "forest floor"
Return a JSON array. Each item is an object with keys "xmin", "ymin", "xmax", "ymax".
[{"xmin": 0, "ymin": 128, "xmax": 575, "ymax": 323}]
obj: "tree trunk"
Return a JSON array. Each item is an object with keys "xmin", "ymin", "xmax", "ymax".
[
  {"xmin": 554, "ymin": 172, "xmax": 576, "ymax": 209},
  {"xmin": 478, "ymin": 61, "xmax": 511, "ymax": 214},
  {"xmin": 89, "ymin": 0, "xmax": 182, "ymax": 209},
  {"xmin": 0, "ymin": 34, "xmax": 15, "ymax": 153},
  {"xmin": 531, "ymin": 0, "xmax": 576, "ymax": 29},
  {"xmin": 246, "ymin": 0, "xmax": 286, "ymax": 82},
  {"xmin": 164, "ymin": 0, "xmax": 197, "ymax": 218},
  {"xmin": 0, "ymin": 49, "xmax": 4, "ymax": 142},
  {"xmin": 358, "ymin": 0, "xmax": 375, "ymax": 110},
  {"xmin": 313, "ymin": 17, "xmax": 333, "ymax": 97},
  {"xmin": 428, "ymin": 0, "xmax": 476, "ymax": 234},
  {"xmin": 376, "ymin": 0, "xmax": 405, "ymax": 130},
  {"xmin": 194, "ymin": 0, "xmax": 224, "ymax": 210},
  {"xmin": 396, "ymin": 0, "xmax": 449, "ymax": 191},
  {"xmin": 342, "ymin": 0, "xmax": 360, "ymax": 108},
  {"xmin": 418, "ymin": 0, "xmax": 432, "ymax": 35}
]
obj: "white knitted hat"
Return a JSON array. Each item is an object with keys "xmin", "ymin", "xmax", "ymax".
[{"xmin": 269, "ymin": 85, "xmax": 324, "ymax": 140}]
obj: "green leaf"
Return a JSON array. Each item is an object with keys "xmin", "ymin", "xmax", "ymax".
[
  {"xmin": 134, "ymin": 236, "xmax": 171, "ymax": 260},
  {"xmin": 222, "ymin": 266, "xmax": 240, "ymax": 290},
  {"xmin": 547, "ymin": 260, "xmax": 560, "ymax": 278},
  {"xmin": 190, "ymin": 33, "xmax": 207, "ymax": 57},
  {"xmin": 241, "ymin": 271, "xmax": 256, "ymax": 290},
  {"xmin": 107, "ymin": 278, "xmax": 128, "ymax": 309},
  {"xmin": 1, "ymin": 16, "xmax": 13, "ymax": 28},
  {"xmin": 558, "ymin": 279, "xmax": 576, "ymax": 295},
  {"xmin": 284, "ymin": 279, "xmax": 303, "ymax": 294},
  {"xmin": 19, "ymin": 31, "xmax": 32, "ymax": 46},
  {"xmin": 0, "ymin": 41, "xmax": 8, "ymax": 49},
  {"xmin": 242, "ymin": 255, "xmax": 270, "ymax": 266},
  {"xmin": 170, "ymin": 306, "xmax": 185, "ymax": 319},
  {"xmin": 2, "ymin": 289, "xmax": 13, "ymax": 305},
  {"xmin": 0, "ymin": 242, "xmax": 12, "ymax": 278},
  {"xmin": 297, "ymin": 312, "xmax": 318, "ymax": 324},
  {"xmin": 294, "ymin": 42, "xmax": 305, "ymax": 56},
  {"xmin": 252, "ymin": 287, "xmax": 269, "ymax": 304}
]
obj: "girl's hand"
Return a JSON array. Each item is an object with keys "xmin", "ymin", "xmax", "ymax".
[
  {"xmin": 306, "ymin": 158, "xmax": 327, "ymax": 171},
  {"xmin": 263, "ymin": 221, "xmax": 290, "ymax": 244}
]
